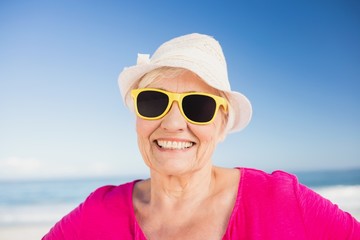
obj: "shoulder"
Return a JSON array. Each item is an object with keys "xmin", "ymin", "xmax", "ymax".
[
  {"xmin": 231, "ymin": 169, "xmax": 306, "ymax": 237},
  {"xmin": 238, "ymin": 168, "xmax": 302, "ymax": 215},
  {"xmin": 73, "ymin": 181, "xmax": 135, "ymax": 214},
  {"xmin": 81, "ymin": 180, "xmax": 140, "ymax": 218},
  {"xmin": 88, "ymin": 180, "xmax": 137, "ymax": 203},
  {"xmin": 240, "ymin": 168, "xmax": 299, "ymax": 191},
  {"xmin": 43, "ymin": 180, "xmax": 140, "ymax": 239},
  {"xmin": 228, "ymin": 168, "xmax": 360, "ymax": 238}
]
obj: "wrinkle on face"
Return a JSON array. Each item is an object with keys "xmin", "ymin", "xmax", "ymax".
[{"xmin": 135, "ymin": 68, "xmax": 227, "ymax": 177}]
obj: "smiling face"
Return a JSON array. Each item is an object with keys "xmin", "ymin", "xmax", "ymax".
[{"xmin": 135, "ymin": 68, "xmax": 227, "ymax": 176}]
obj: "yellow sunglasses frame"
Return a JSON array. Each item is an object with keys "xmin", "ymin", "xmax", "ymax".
[{"xmin": 131, "ymin": 88, "xmax": 228, "ymax": 125}]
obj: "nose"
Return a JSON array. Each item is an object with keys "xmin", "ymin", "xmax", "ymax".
[{"xmin": 160, "ymin": 102, "xmax": 187, "ymax": 131}]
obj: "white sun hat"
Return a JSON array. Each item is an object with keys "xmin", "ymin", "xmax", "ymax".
[{"xmin": 118, "ymin": 33, "xmax": 252, "ymax": 134}]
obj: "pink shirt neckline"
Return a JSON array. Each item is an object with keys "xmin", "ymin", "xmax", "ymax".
[{"xmin": 129, "ymin": 168, "xmax": 243, "ymax": 239}]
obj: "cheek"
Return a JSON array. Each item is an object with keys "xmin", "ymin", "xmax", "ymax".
[
  {"xmin": 136, "ymin": 118, "xmax": 159, "ymax": 165},
  {"xmin": 191, "ymin": 125, "xmax": 221, "ymax": 154},
  {"xmin": 136, "ymin": 118, "xmax": 157, "ymax": 139},
  {"xmin": 195, "ymin": 115, "xmax": 225, "ymax": 144},
  {"xmin": 191, "ymin": 125, "xmax": 219, "ymax": 164}
]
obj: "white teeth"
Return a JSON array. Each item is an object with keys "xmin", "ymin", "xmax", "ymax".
[{"xmin": 157, "ymin": 140, "xmax": 193, "ymax": 150}]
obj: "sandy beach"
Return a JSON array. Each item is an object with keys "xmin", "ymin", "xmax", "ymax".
[{"xmin": 0, "ymin": 224, "xmax": 51, "ymax": 240}]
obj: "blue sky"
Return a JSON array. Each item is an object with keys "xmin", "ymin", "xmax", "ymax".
[{"xmin": 1, "ymin": 1, "xmax": 359, "ymax": 180}]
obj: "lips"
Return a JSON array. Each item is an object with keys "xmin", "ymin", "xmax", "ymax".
[{"xmin": 156, "ymin": 140, "xmax": 194, "ymax": 150}]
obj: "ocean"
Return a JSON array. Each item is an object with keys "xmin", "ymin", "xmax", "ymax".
[{"xmin": 0, "ymin": 169, "xmax": 359, "ymax": 239}]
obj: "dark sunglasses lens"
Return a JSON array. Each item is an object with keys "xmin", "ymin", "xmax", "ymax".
[
  {"xmin": 183, "ymin": 95, "xmax": 216, "ymax": 122},
  {"xmin": 137, "ymin": 91, "xmax": 169, "ymax": 117}
]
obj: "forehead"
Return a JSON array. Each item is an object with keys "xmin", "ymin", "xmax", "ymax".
[{"xmin": 144, "ymin": 69, "xmax": 219, "ymax": 94}]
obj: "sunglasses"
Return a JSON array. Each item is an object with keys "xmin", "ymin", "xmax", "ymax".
[{"xmin": 131, "ymin": 88, "xmax": 228, "ymax": 125}]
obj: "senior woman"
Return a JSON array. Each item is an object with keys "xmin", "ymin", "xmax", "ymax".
[{"xmin": 43, "ymin": 33, "xmax": 359, "ymax": 239}]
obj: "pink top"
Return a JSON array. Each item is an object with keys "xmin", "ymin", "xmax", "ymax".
[{"xmin": 43, "ymin": 168, "xmax": 360, "ymax": 239}]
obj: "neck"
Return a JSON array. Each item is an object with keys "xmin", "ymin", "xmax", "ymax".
[{"xmin": 149, "ymin": 163, "xmax": 216, "ymax": 206}]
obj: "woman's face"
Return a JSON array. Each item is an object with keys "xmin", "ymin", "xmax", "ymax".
[{"xmin": 135, "ymin": 70, "xmax": 226, "ymax": 176}]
